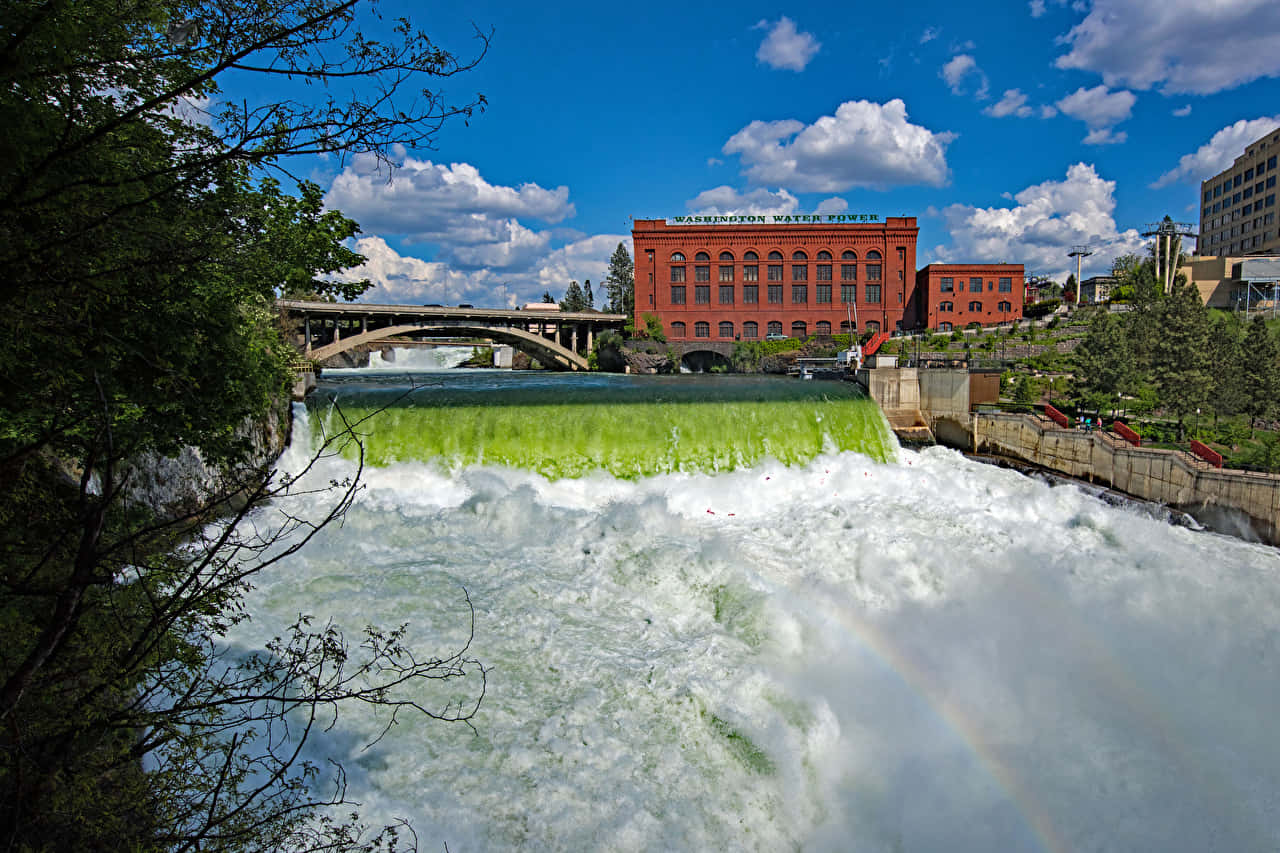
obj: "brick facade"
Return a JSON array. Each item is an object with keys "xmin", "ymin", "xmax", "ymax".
[
  {"xmin": 632, "ymin": 218, "xmax": 919, "ymax": 342},
  {"xmin": 916, "ymin": 263, "xmax": 1024, "ymax": 331}
]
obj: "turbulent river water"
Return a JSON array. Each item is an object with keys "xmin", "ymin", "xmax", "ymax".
[{"xmin": 239, "ymin": 352, "xmax": 1280, "ymax": 852}]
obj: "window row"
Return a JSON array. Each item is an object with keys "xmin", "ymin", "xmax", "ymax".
[
  {"xmin": 668, "ymin": 284, "xmax": 883, "ymax": 304},
  {"xmin": 672, "ymin": 262, "xmax": 881, "ymax": 282},
  {"xmin": 666, "ymin": 320, "xmax": 881, "ymax": 339},
  {"xmin": 936, "ymin": 301, "xmax": 1014, "ymax": 313},
  {"xmin": 937, "ymin": 276, "xmax": 1015, "ymax": 293},
  {"xmin": 669, "ymin": 249, "xmax": 883, "ymax": 262}
]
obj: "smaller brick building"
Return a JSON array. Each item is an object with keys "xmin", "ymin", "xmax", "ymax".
[{"xmin": 916, "ymin": 263, "xmax": 1024, "ymax": 331}]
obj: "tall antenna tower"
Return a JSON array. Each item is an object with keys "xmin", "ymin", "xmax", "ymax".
[
  {"xmin": 1141, "ymin": 220, "xmax": 1196, "ymax": 293},
  {"xmin": 1068, "ymin": 245, "xmax": 1093, "ymax": 300}
]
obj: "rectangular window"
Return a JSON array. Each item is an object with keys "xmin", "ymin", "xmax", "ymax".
[
  {"xmin": 1269, "ymin": 176, "xmax": 1277, "ymax": 189},
  {"xmin": 670, "ymin": 285, "xmax": 686, "ymax": 304},
  {"xmin": 1214, "ymin": 185, "xmax": 1222, "ymax": 197},
  {"xmin": 1244, "ymin": 203, "xmax": 1253, "ymax": 215},
  {"xmin": 1246, "ymin": 168, "xmax": 1254, "ymax": 180},
  {"xmin": 768, "ymin": 284, "xmax": 783, "ymax": 304},
  {"xmin": 719, "ymin": 285, "xmax": 734, "ymax": 304},
  {"xmin": 695, "ymin": 265, "xmax": 710, "ymax": 282},
  {"xmin": 816, "ymin": 264, "xmax": 832, "ymax": 281},
  {"xmin": 866, "ymin": 263, "xmax": 882, "ymax": 281},
  {"xmin": 1244, "ymin": 187, "xmax": 1253, "ymax": 199},
  {"xmin": 816, "ymin": 284, "xmax": 832, "ymax": 304},
  {"xmin": 866, "ymin": 284, "xmax": 882, "ymax": 303},
  {"xmin": 1271, "ymin": 156, "xmax": 1278, "ymax": 170},
  {"xmin": 1204, "ymin": 190, "xmax": 1212, "ymax": 202},
  {"xmin": 969, "ymin": 277, "xmax": 983, "ymax": 293},
  {"xmin": 743, "ymin": 284, "xmax": 759, "ymax": 304},
  {"xmin": 841, "ymin": 264, "xmax": 857, "ymax": 281},
  {"xmin": 841, "ymin": 284, "xmax": 857, "ymax": 303},
  {"xmin": 1269, "ymin": 194, "xmax": 1277, "ymax": 207},
  {"xmin": 719, "ymin": 265, "xmax": 734, "ymax": 282},
  {"xmin": 792, "ymin": 284, "xmax": 808, "ymax": 304},
  {"xmin": 1258, "ymin": 182, "xmax": 1265, "ymax": 194},
  {"xmin": 695, "ymin": 284, "xmax": 710, "ymax": 304},
  {"xmin": 940, "ymin": 277, "xmax": 954, "ymax": 292},
  {"xmin": 670, "ymin": 266, "xmax": 685, "ymax": 283},
  {"xmin": 998, "ymin": 277, "xmax": 1012, "ymax": 292},
  {"xmin": 1213, "ymin": 202, "xmax": 1221, "ymax": 213},
  {"xmin": 792, "ymin": 264, "xmax": 807, "ymax": 281},
  {"xmin": 1234, "ymin": 192, "xmax": 1242, "ymax": 204},
  {"xmin": 767, "ymin": 264, "xmax": 783, "ymax": 281},
  {"xmin": 1235, "ymin": 175, "xmax": 1242, "ymax": 187},
  {"xmin": 743, "ymin": 265, "xmax": 759, "ymax": 281}
]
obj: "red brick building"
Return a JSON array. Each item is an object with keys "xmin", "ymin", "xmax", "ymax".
[
  {"xmin": 916, "ymin": 263, "xmax": 1024, "ymax": 331},
  {"xmin": 632, "ymin": 217, "xmax": 920, "ymax": 341}
]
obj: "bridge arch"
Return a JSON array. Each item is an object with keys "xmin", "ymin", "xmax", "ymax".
[
  {"xmin": 678, "ymin": 344, "xmax": 733, "ymax": 373},
  {"xmin": 308, "ymin": 324, "xmax": 590, "ymax": 371}
]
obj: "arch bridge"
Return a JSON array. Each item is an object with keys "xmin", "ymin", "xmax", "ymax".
[{"xmin": 279, "ymin": 299, "xmax": 628, "ymax": 371}]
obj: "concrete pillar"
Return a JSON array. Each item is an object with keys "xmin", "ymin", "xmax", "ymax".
[
  {"xmin": 304, "ymin": 315, "xmax": 311, "ymax": 355},
  {"xmin": 333, "ymin": 317, "xmax": 341, "ymax": 342},
  {"xmin": 587, "ymin": 328, "xmax": 593, "ymax": 351},
  {"xmin": 362, "ymin": 315, "xmax": 368, "ymax": 334},
  {"xmin": 571, "ymin": 326, "xmax": 579, "ymax": 353}
]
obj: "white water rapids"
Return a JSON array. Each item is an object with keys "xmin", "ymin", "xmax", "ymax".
[{"xmin": 232, "ymin": 377, "xmax": 1280, "ymax": 852}]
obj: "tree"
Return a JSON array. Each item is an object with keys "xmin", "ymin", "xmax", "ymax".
[
  {"xmin": 1240, "ymin": 315, "xmax": 1280, "ymax": 432},
  {"xmin": 1, "ymin": 1, "xmax": 489, "ymax": 847},
  {"xmin": 1064, "ymin": 273, "xmax": 1078, "ymax": 304},
  {"xmin": 541, "ymin": 290, "xmax": 554, "ymax": 303},
  {"xmin": 1073, "ymin": 312, "xmax": 1134, "ymax": 405},
  {"xmin": 560, "ymin": 280, "xmax": 587, "ymax": 312},
  {"xmin": 583, "ymin": 279, "xmax": 594, "ymax": 310},
  {"xmin": 603, "ymin": 242, "xmax": 635, "ymax": 318},
  {"xmin": 1150, "ymin": 282, "xmax": 1212, "ymax": 437}
]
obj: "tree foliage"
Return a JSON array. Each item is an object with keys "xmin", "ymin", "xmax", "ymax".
[
  {"xmin": 559, "ymin": 279, "xmax": 589, "ymax": 312},
  {"xmin": 1, "ymin": 0, "xmax": 489, "ymax": 848},
  {"xmin": 603, "ymin": 242, "xmax": 635, "ymax": 318}
]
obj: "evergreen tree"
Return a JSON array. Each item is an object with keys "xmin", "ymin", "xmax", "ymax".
[
  {"xmin": 560, "ymin": 280, "xmax": 586, "ymax": 311},
  {"xmin": 1073, "ymin": 312, "xmax": 1135, "ymax": 403},
  {"xmin": 1207, "ymin": 311, "xmax": 1247, "ymax": 420},
  {"xmin": 583, "ymin": 279, "xmax": 594, "ymax": 309},
  {"xmin": 542, "ymin": 290, "xmax": 554, "ymax": 303},
  {"xmin": 1240, "ymin": 314, "xmax": 1280, "ymax": 432},
  {"xmin": 603, "ymin": 242, "xmax": 635, "ymax": 317},
  {"xmin": 1150, "ymin": 282, "xmax": 1212, "ymax": 437}
]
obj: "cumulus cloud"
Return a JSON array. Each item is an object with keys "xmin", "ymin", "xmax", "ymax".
[
  {"xmin": 1029, "ymin": 0, "xmax": 1047, "ymax": 16},
  {"xmin": 1055, "ymin": 85, "xmax": 1136, "ymax": 144},
  {"xmin": 1151, "ymin": 116, "xmax": 1280, "ymax": 188},
  {"xmin": 337, "ymin": 234, "xmax": 627, "ymax": 308},
  {"xmin": 920, "ymin": 26, "xmax": 940, "ymax": 44},
  {"xmin": 816, "ymin": 197, "xmax": 850, "ymax": 215},
  {"xmin": 1055, "ymin": 0, "xmax": 1280, "ymax": 94},
  {"xmin": 722, "ymin": 99, "xmax": 954, "ymax": 191},
  {"xmin": 931, "ymin": 163, "xmax": 1145, "ymax": 280},
  {"xmin": 941, "ymin": 54, "xmax": 989, "ymax": 98},
  {"xmin": 754, "ymin": 17, "xmax": 821, "ymax": 72},
  {"xmin": 1172, "ymin": 104, "xmax": 1192, "ymax": 117},
  {"xmin": 686, "ymin": 186, "xmax": 799, "ymax": 216},
  {"xmin": 985, "ymin": 89, "xmax": 1033, "ymax": 118}
]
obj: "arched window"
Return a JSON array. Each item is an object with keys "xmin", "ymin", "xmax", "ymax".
[
  {"xmin": 767, "ymin": 320, "xmax": 783, "ymax": 336},
  {"xmin": 792, "ymin": 250, "xmax": 808, "ymax": 260},
  {"xmin": 817, "ymin": 250, "xmax": 832, "ymax": 260},
  {"xmin": 865, "ymin": 249, "xmax": 882, "ymax": 282},
  {"xmin": 768, "ymin": 250, "xmax": 783, "ymax": 260},
  {"xmin": 866, "ymin": 250, "xmax": 882, "ymax": 260},
  {"xmin": 718, "ymin": 321, "xmax": 734, "ymax": 338},
  {"xmin": 841, "ymin": 250, "xmax": 857, "ymax": 260},
  {"xmin": 969, "ymin": 301, "xmax": 983, "ymax": 312},
  {"xmin": 719, "ymin": 251, "xmax": 734, "ymax": 261},
  {"xmin": 816, "ymin": 321, "xmax": 832, "ymax": 335},
  {"xmin": 839, "ymin": 320, "xmax": 853, "ymax": 333},
  {"xmin": 695, "ymin": 251, "xmax": 710, "ymax": 261},
  {"xmin": 998, "ymin": 301, "xmax": 1012, "ymax": 313},
  {"xmin": 671, "ymin": 321, "xmax": 686, "ymax": 337},
  {"xmin": 744, "ymin": 250, "xmax": 759, "ymax": 261},
  {"xmin": 694, "ymin": 321, "xmax": 710, "ymax": 338},
  {"xmin": 791, "ymin": 321, "xmax": 807, "ymax": 338},
  {"xmin": 671, "ymin": 252, "xmax": 685, "ymax": 262},
  {"xmin": 939, "ymin": 301, "xmax": 953, "ymax": 312},
  {"xmin": 939, "ymin": 322, "xmax": 952, "ymax": 332},
  {"xmin": 865, "ymin": 320, "xmax": 880, "ymax": 333},
  {"xmin": 743, "ymin": 321, "xmax": 759, "ymax": 339}
]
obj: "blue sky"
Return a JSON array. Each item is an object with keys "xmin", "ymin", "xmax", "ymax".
[{"xmin": 270, "ymin": 0, "xmax": 1280, "ymax": 306}]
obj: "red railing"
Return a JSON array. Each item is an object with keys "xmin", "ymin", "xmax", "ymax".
[
  {"xmin": 1190, "ymin": 440, "xmax": 1223, "ymax": 469},
  {"xmin": 1113, "ymin": 421, "xmax": 1141, "ymax": 446},
  {"xmin": 1043, "ymin": 403, "xmax": 1070, "ymax": 428}
]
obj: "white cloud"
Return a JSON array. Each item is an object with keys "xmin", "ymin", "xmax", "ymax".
[
  {"xmin": 985, "ymin": 89, "xmax": 1033, "ymax": 118},
  {"xmin": 338, "ymin": 234, "xmax": 627, "ymax": 308},
  {"xmin": 941, "ymin": 54, "xmax": 989, "ymax": 98},
  {"xmin": 686, "ymin": 186, "xmax": 799, "ymax": 216},
  {"xmin": 1029, "ymin": 0, "xmax": 1047, "ymax": 17},
  {"xmin": 755, "ymin": 17, "xmax": 821, "ymax": 72},
  {"xmin": 816, "ymin": 197, "xmax": 850, "ymax": 215},
  {"xmin": 1040, "ymin": 104, "xmax": 1059, "ymax": 119},
  {"xmin": 1172, "ymin": 104, "xmax": 1192, "ymax": 117},
  {"xmin": 722, "ymin": 99, "xmax": 955, "ymax": 191},
  {"xmin": 1055, "ymin": 0, "xmax": 1280, "ymax": 94},
  {"xmin": 1151, "ymin": 116, "xmax": 1280, "ymax": 188},
  {"xmin": 931, "ymin": 163, "xmax": 1145, "ymax": 280},
  {"xmin": 920, "ymin": 27, "xmax": 940, "ymax": 44},
  {"xmin": 1054, "ymin": 85, "xmax": 1135, "ymax": 143}
]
